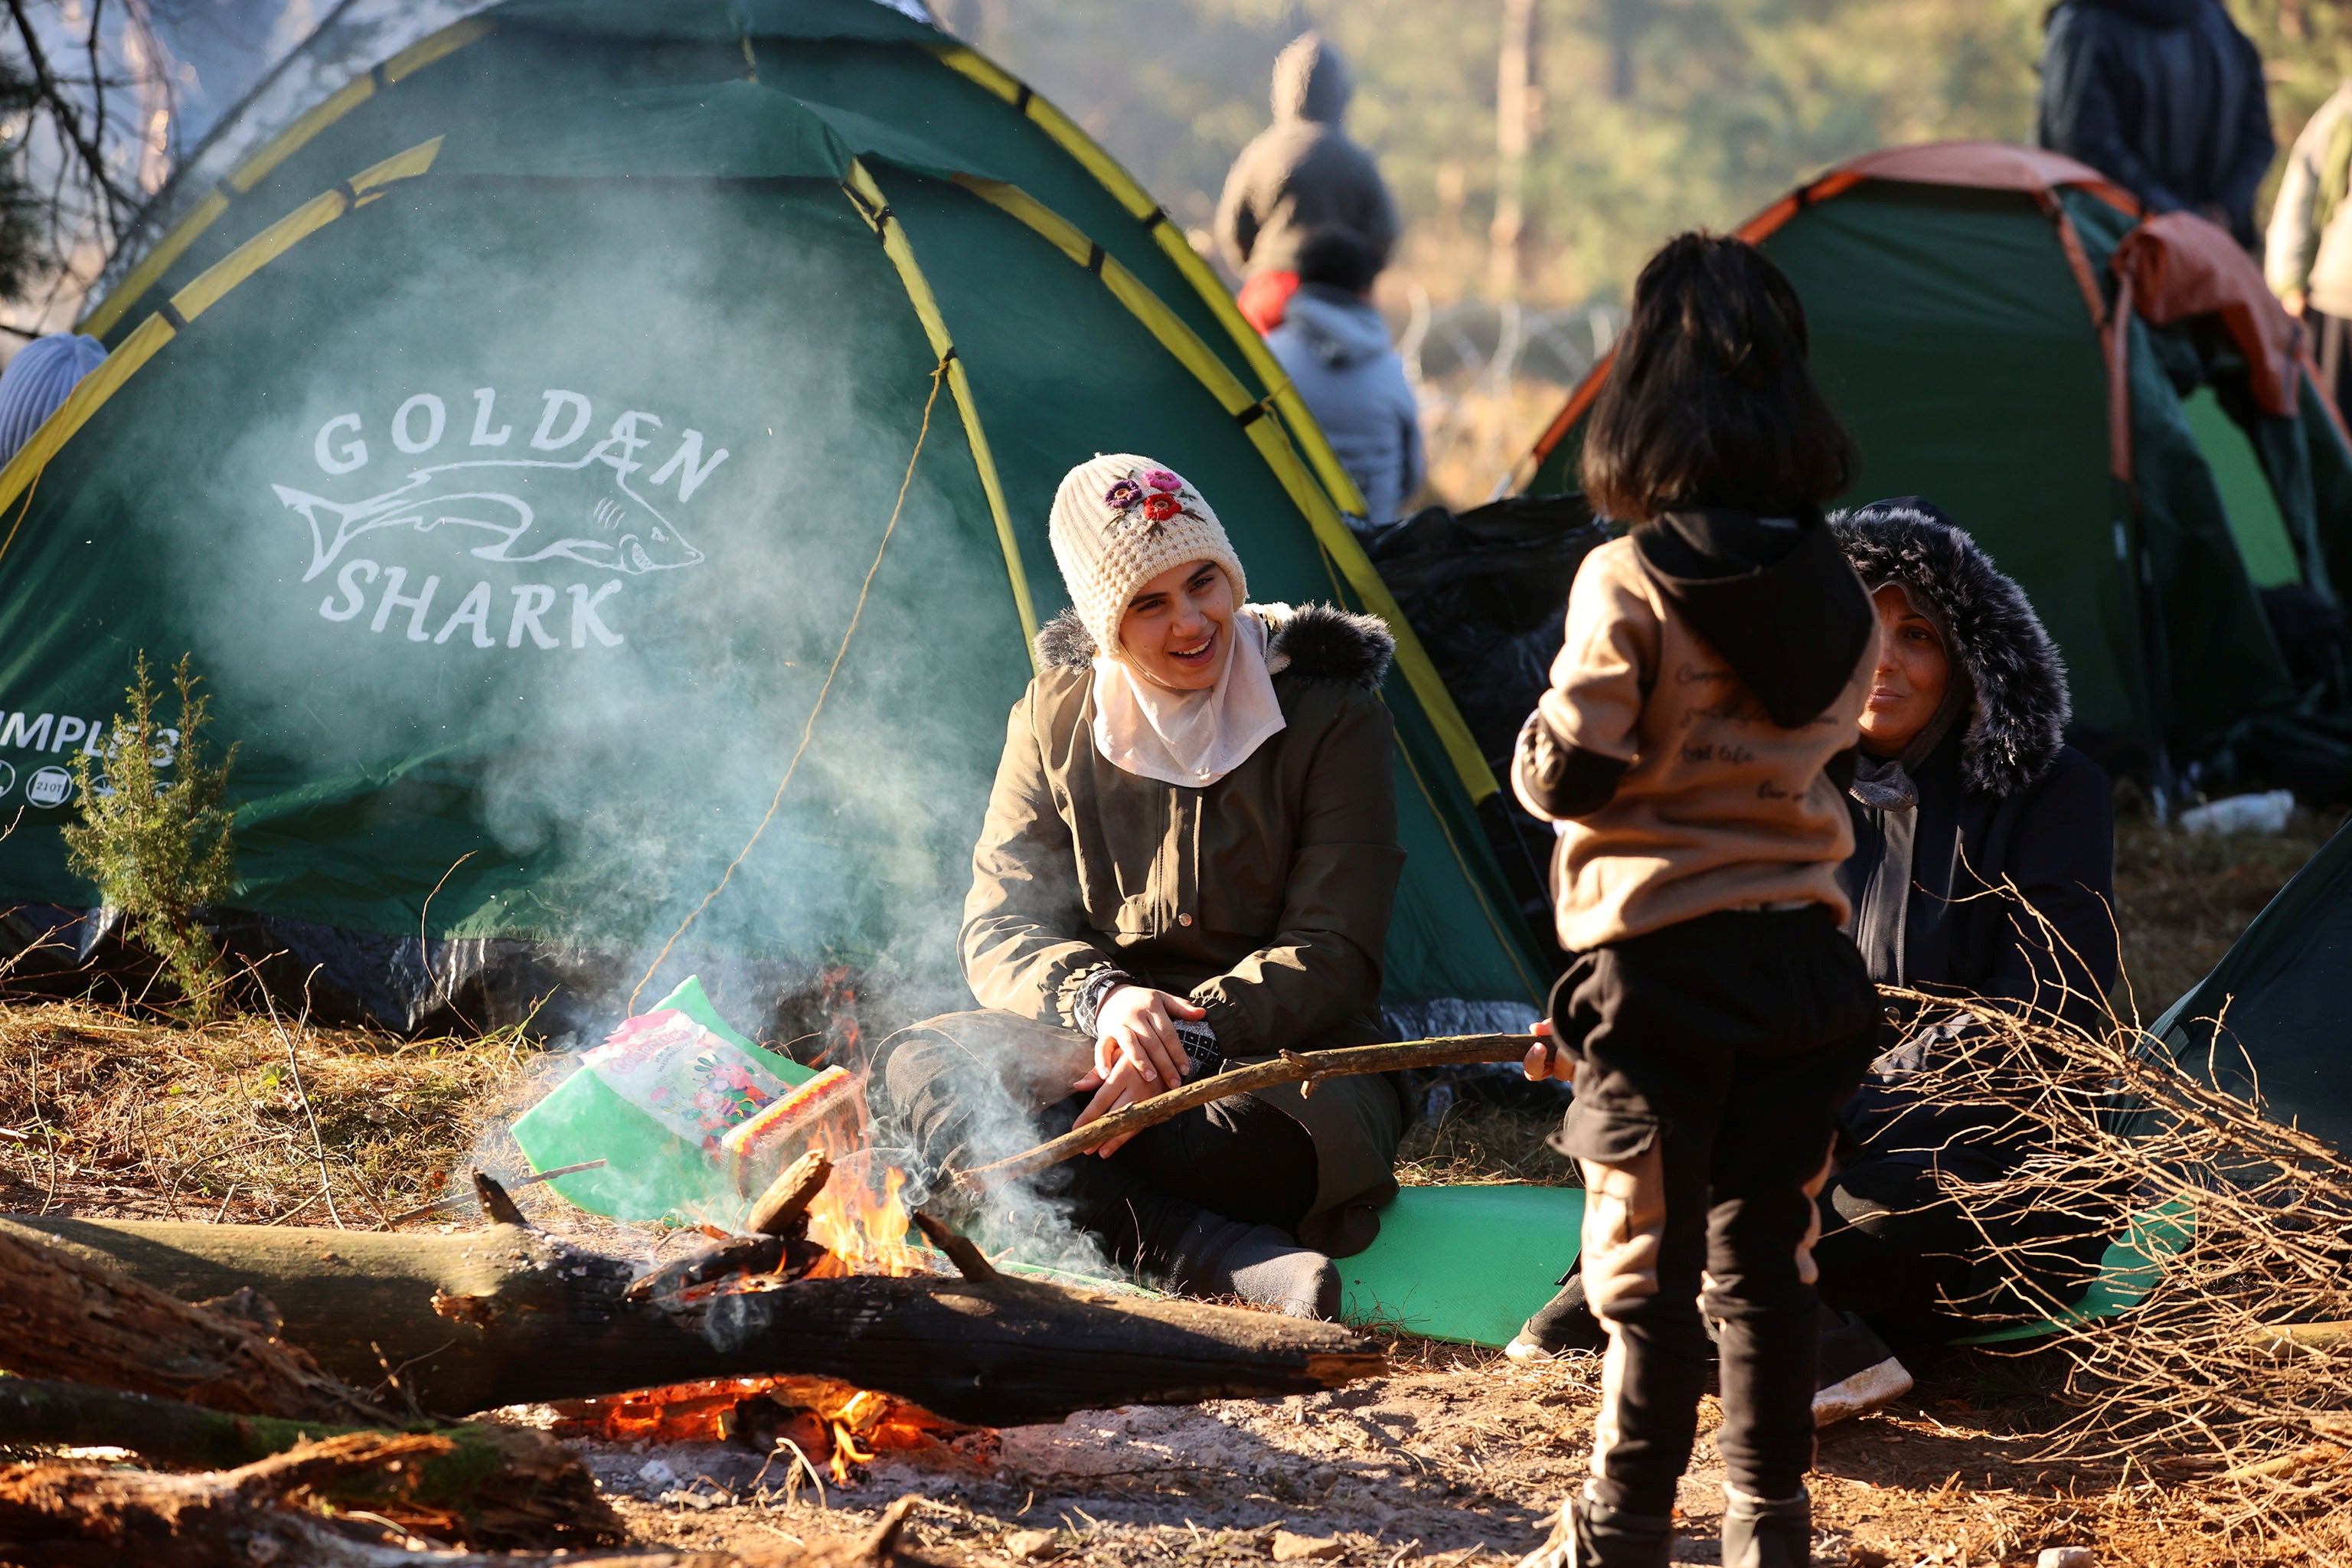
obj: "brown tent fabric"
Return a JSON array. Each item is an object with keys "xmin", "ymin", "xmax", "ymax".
[
  {"xmin": 2115, "ymin": 209, "xmax": 2303, "ymax": 418},
  {"xmin": 1834, "ymin": 141, "xmax": 2140, "ymax": 211}
]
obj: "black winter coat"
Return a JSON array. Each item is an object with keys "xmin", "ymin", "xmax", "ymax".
[
  {"xmin": 1839, "ymin": 740, "xmax": 2117, "ymax": 1031},
  {"xmin": 1830, "ymin": 502, "xmax": 2119, "ymax": 1174},
  {"xmin": 2035, "ymin": 0, "xmax": 2274, "ymax": 247}
]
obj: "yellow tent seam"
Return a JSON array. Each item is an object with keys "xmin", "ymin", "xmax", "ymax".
[
  {"xmin": 0, "ymin": 138, "xmax": 445, "ymax": 518},
  {"xmin": 925, "ymin": 43, "xmax": 1371, "ymax": 520},
  {"xmin": 1393, "ymin": 724, "xmax": 1544, "ymax": 1005},
  {"xmin": 954, "ymin": 175, "xmax": 1498, "ymax": 802},
  {"xmin": 78, "ymin": 17, "xmax": 492, "ymax": 338},
  {"xmin": 842, "ymin": 159, "xmax": 1039, "ymax": 666}
]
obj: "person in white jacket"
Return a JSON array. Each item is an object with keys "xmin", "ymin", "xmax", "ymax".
[
  {"xmin": 2268, "ymin": 79, "xmax": 2352, "ymax": 413},
  {"xmin": 1265, "ymin": 227, "xmax": 1424, "ymax": 528}
]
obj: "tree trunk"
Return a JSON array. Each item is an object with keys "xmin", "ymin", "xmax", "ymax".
[
  {"xmin": 0, "ymin": 1378, "xmax": 622, "ymax": 1550},
  {"xmin": 6, "ymin": 1216, "xmax": 1384, "ymax": 1426},
  {"xmin": 1490, "ymin": 0, "xmax": 1540, "ymax": 300}
]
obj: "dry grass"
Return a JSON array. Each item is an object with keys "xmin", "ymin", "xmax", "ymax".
[
  {"xmin": 0, "ymin": 997, "xmax": 537, "ymax": 1226},
  {"xmin": 1393, "ymin": 1099, "xmax": 1568, "ymax": 1189},
  {"xmin": 2110, "ymin": 805, "xmax": 2347, "ymax": 1014}
]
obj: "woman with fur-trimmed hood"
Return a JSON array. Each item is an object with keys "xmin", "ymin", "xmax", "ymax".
[
  {"xmin": 1814, "ymin": 496, "xmax": 2120, "ymax": 1376},
  {"xmin": 884, "ymin": 454, "xmax": 1406, "ymax": 1321}
]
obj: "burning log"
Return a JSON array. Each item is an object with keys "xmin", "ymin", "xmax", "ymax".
[
  {"xmin": 8, "ymin": 1214, "xmax": 1386, "ymax": 1426},
  {"xmin": 0, "ymin": 1436, "xmax": 927, "ymax": 1566},
  {"xmin": 748, "ymin": 1150, "xmax": 838, "ymax": 1236},
  {"xmin": 0, "ymin": 1220, "xmax": 626, "ymax": 1549},
  {"xmin": 0, "ymin": 1377, "xmax": 622, "ymax": 1549},
  {"xmin": 548, "ymin": 1372, "xmax": 990, "ymax": 1484}
]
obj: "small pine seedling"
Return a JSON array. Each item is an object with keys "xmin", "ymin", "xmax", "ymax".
[{"xmin": 62, "ymin": 652, "xmax": 238, "ymax": 1017}]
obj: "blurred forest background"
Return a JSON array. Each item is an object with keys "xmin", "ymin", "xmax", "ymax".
[{"xmin": 937, "ymin": 0, "xmax": 2352, "ymax": 498}]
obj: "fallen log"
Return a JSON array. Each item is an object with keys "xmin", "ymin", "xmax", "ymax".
[
  {"xmin": 0, "ymin": 1435, "xmax": 922, "ymax": 1566},
  {"xmin": 8, "ymin": 1215, "xmax": 1384, "ymax": 1426},
  {"xmin": 0, "ymin": 1377, "xmax": 622, "ymax": 1549},
  {"xmin": 965, "ymin": 1032, "xmax": 1540, "ymax": 1184},
  {"xmin": 0, "ymin": 1217, "xmax": 395, "ymax": 1426}
]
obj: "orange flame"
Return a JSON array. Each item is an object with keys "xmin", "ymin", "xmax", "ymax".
[
  {"xmin": 802, "ymin": 1155, "xmax": 926, "ymax": 1277},
  {"xmin": 549, "ymin": 1373, "xmax": 995, "ymax": 1483}
]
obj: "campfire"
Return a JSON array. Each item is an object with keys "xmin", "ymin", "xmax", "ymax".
[
  {"xmin": 562, "ymin": 1135, "xmax": 961, "ymax": 1485},
  {"xmin": 549, "ymin": 1373, "xmax": 992, "ymax": 1484},
  {"xmin": 801, "ymin": 1152, "xmax": 926, "ymax": 1279}
]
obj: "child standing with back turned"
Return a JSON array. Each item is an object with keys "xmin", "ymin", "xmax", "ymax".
[{"xmin": 1511, "ymin": 234, "xmax": 1885, "ymax": 1568}]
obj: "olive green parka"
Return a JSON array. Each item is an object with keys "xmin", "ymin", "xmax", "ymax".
[{"xmin": 959, "ymin": 601, "xmax": 1407, "ymax": 1233}]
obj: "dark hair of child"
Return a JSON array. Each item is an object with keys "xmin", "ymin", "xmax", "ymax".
[
  {"xmin": 1579, "ymin": 231, "xmax": 1857, "ymax": 523},
  {"xmin": 1295, "ymin": 226, "xmax": 1382, "ymax": 295}
]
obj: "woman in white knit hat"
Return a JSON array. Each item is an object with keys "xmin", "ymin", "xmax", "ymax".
[{"xmin": 884, "ymin": 453, "xmax": 1406, "ymax": 1318}]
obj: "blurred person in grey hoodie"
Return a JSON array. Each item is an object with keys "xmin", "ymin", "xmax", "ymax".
[
  {"xmin": 1216, "ymin": 32, "xmax": 1400, "ymax": 334},
  {"xmin": 1267, "ymin": 227, "xmax": 1423, "ymax": 528},
  {"xmin": 2268, "ymin": 80, "xmax": 2352, "ymax": 413}
]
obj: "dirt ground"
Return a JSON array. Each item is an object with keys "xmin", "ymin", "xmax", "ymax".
[
  {"xmin": 1, "ymin": 809, "xmax": 2346, "ymax": 1565},
  {"xmin": 531, "ymin": 1343, "xmax": 2279, "ymax": 1567}
]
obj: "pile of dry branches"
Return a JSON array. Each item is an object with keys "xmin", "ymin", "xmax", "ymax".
[{"xmin": 1903, "ymin": 983, "xmax": 2352, "ymax": 1558}]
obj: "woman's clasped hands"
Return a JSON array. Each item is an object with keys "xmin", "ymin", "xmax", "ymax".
[{"xmin": 1071, "ymin": 984, "xmax": 1205, "ymax": 1156}]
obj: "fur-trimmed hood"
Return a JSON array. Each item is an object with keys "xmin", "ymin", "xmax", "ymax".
[
  {"xmin": 1830, "ymin": 498, "xmax": 2070, "ymax": 798},
  {"xmin": 1035, "ymin": 601, "xmax": 1393, "ymax": 689}
]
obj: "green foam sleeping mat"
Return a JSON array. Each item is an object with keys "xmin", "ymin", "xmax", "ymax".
[
  {"xmin": 1341, "ymin": 1184, "xmax": 1586, "ymax": 1348},
  {"xmin": 1333, "ymin": 1187, "xmax": 2196, "ymax": 1351}
]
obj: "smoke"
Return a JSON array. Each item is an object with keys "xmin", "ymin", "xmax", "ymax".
[
  {"xmin": 149, "ymin": 173, "xmax": 1007, "ymax": 1033},
  {"xmin": 93, "ymin": 162, "xmax": 1132, "ymax": 1275}
]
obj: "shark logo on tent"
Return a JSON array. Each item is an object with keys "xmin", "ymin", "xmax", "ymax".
[{"xmin": 274, "ymin": 400, "xmax": 721, "ymax": 583}]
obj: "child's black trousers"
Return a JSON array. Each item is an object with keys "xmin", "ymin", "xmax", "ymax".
[{"xmin": 1549, "ymin": 904, "xmax": 1882, "ymax": 1516}]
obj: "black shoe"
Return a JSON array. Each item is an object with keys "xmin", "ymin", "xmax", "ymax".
[
  {"xmin": 1164, "ymin": 1214, "xmax": 1340, "ymax": 1319},
  {"xmin": 1515, "ymin": 1488, "xmax": 1673, "ymax": 1568},
  {"xmin": 1722, "ymin": 1487, "xmax": 1810, "ymax": 1568},
  {"xmin": 1811, "ymin": 1305, "xmax": 1913, "ymax": 1426},
  {"xmin": 1507, "ymin": 1271, "xmax": 1609, "ymax": 1361}
]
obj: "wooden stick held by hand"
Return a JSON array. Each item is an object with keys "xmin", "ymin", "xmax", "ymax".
[{"xmin": 962, "ymin": 1033, "xmax": 1540, "ymax": 1185}]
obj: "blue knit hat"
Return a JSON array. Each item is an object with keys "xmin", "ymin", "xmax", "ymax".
[{"xmin": 0, "ymin": 334, "xmax": 106, "ymax": 464}]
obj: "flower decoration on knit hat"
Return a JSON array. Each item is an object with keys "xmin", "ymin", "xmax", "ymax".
[{"xmin": 1103, "ymin": 464, "xmax": 1209, "ymax": 534}]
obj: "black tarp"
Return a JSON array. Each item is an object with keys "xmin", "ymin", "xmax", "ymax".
[{"xmin": 1364, "ymin": 493, "xmax": 1612, "ymax": 965}]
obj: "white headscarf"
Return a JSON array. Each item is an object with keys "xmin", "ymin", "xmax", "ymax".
[{"xmin": 1090, "ymin": 608, "xmax": 1287, "ymax": 789}]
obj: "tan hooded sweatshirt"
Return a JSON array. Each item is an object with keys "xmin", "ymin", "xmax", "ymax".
[{"xmin": 1514, "ymin": 528, "xmax": 1880, "ymax": 952}]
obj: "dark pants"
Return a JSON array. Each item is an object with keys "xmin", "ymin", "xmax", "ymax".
[
  {"xmin": 1549, "ymin": 906, "xmax": 1880, "ymax": 1516},
  {"xmin": 1815, "ymin": 1147, "xmax": 2112, "ymax": 1354},
  {"xmin": 882, "ymin": 1013, "xmax": 1319, "ymax": 1273}
]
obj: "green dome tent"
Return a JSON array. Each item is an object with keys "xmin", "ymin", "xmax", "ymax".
[
  {"xmin": 0, "ymin": 0, "xmax": 1542, "ymax": 1037},
  {"xmin": 1517, "ymin": 142, "xmax": 2352, "ymax": 787},
  {"xmin": 2150, "ymin": 819, "xmax": 2352, "ymax": 1155}
]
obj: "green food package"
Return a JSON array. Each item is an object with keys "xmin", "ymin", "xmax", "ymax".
[{"xmin": 510, "ymin": 975, "xmax": 816, "ymax": 1225}]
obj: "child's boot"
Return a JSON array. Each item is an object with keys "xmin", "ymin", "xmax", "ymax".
[
  {"xmin": 1721, "ymin": 1486, "xmax": 1811, "ymax": 1568},
  {"xmin": 1514, "ymin": 1485, "xmax": 1672, "ymax": 1568}
]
